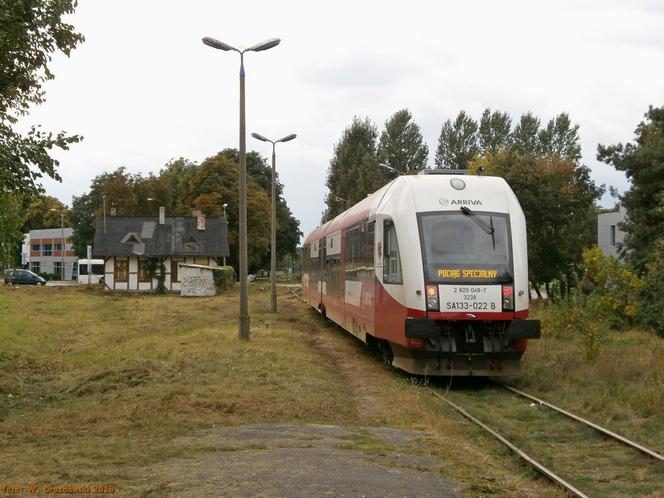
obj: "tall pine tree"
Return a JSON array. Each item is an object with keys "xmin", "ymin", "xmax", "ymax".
[
  {"xmin": 377, "ymin": 109, "xmax": 429, "ymax": 175},
  {"xmin": 434, "ymin": 110, "xmax": 478, "ymax": 169},
  {"xmin": 323, "ymin": 117, "xmax": 381, "ymax": 222}
]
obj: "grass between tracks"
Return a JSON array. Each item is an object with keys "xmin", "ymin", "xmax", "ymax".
[
  {"xmin": 514, "ymin": 302, "xmax": 664, "ymax": 453},
  {"xmin": 0, "ymin": 285, "xmax": 556, "ymax": 497}
]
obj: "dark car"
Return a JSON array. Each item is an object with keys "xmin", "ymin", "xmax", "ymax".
[{"xmin": 3, "ymin": 269, "xmax": 46, "ymax": 285}]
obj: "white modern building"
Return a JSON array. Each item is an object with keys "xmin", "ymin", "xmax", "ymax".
[
  {"xmin": 23, "ymin": 227, "xmax": 77, "ymax": 280},
  {"xmin": 598, "ymin": 205, "xmax": 627, "ymax": 259}
]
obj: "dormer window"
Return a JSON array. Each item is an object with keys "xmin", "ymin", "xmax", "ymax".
[{"xmin": 120, "ymin": 232, "xmax": 142, "ymax": 245}]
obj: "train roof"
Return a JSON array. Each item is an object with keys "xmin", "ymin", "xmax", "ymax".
[{"xmin": 304, "ymin": 174, "xmax": 516, "ymax": 245}]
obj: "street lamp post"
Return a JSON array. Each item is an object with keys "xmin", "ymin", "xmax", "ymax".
[
  {"xmin": 203, "ymin": 36, "xmax": 280, "ymax": 341},
  {"xmin": 251, "ymin": 132, "xmax": 297, "ymax": 313},
  {"xmin": 222, "ymin": 203, "xmax": 228, "ymax": 267},
  {"xmin": 50, "ymin": 208, "xmax": 65, "ymax": 280}
]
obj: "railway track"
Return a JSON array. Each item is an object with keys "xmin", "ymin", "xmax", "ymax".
[{"xmin": 431, "ymin": 383, "xmax": 664, "ymax": 497}]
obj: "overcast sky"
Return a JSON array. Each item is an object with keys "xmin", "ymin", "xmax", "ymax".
[{"xmin": 23, "ymin": 0, "xmax": 664, "ymax": 239}]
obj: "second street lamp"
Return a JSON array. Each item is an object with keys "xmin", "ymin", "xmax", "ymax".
[
  {"xmin": 203, "ymin": 36, "xmax": 280, "ymax": 341},
  {"xmin": 251, "ymin": 132, "xmax": 297, "ymax": 313}
]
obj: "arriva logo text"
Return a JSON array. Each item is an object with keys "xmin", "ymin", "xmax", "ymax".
[{"xmin": 439, "ymin": 198, "xmax": 483, "ymax": 206}]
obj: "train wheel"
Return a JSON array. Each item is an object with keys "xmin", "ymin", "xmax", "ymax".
[{"xmin": 378, "ymin": 340, "xmax": 394, "ymax": 367}]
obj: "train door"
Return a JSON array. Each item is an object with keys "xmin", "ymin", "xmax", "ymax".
[{"xmin": 317, "ymin": 238, "xmax": 325, "ymax": 312}]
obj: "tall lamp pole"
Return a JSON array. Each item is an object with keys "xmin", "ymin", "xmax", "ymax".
[
  {"xmin": 50, "ymin": 208, "xmax": 66, "ymax": 280},
  {"xmin": 222, "ymin": 202, "xmax": 228, "ymax": 267},
  {"xmin": 203, "ymin": 36, "xmax": 280, "ymax": 341},
  {"xmin": 251, "ymin": 132, "xmax": 297, "ymax": 312}
]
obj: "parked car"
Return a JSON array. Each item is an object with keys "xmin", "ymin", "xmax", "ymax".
[{"xmin": 3, "ymin": 269, "xmax": 47, "ymax": 285}]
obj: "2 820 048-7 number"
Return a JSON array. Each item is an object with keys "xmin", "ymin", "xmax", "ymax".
[
  {"xmin": 452, "ymin": 287, "xmax": 486, "ymax": 294},
  {"xmin": 445, "ymin": 301, "xmax": 496, "ymax": 311}
]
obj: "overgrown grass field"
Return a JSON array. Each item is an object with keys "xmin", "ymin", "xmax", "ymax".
[{"xmin": 1, "ymin": 285, "xmax": 661, "ymax": 496}]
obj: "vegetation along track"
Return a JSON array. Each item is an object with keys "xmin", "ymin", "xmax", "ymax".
[{"xmin": 431, "ymin": 381, "xmax": 664, "ymax": 497}]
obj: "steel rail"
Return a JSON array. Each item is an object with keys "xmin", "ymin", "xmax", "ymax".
[
  {"xmin": 430, "ymin": 390, "xmax": 590, "ymax": 498},
  {"xmin": 496, "ymin": 382, "xmax": 664, "ymax": 462}
]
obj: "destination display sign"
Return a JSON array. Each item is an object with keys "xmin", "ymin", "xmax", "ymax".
[
  {"xmin": 439, "ymin": 284, "xmax": 502, "ymax": 312},
  {"xmin": 437, "ymin": 268, "xmax": 498, "ymax": 279}
]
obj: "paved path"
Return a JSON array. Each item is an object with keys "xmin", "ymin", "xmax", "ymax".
[{"xmin": 142, "ymin": 424, "xmax": 465, "ymax": 498}]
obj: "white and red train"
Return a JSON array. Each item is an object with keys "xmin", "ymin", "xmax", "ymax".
[{"xmin": 302, "ymin": 171, "xmax": 540, "ymax": 376}]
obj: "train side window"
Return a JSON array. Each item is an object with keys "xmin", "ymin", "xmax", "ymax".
[{"xmin": 383, "ymin": 219, "xmax": 402, "ymax": 284}]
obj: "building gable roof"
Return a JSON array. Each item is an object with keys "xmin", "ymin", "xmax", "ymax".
[{"xmin": 93, "ymin": 216, "xmax": 229, "ymax": 258}]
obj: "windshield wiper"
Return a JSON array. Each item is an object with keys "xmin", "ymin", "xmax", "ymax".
[
  {"xmin": 460, "ymin": 206, "xmax": 494, "ymax": 234},
  {"xmin": 460, "ymin": 206, "xmax": 497, "ymax": 250}
]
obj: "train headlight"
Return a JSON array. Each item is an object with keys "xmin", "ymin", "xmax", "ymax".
[
  {"xmin": 426, "ymin": 285, "xmax": 439, "ymax": 311},
  {"xmin": 502, "ymin": 285, "xmax": 514, "ymax": 311}
]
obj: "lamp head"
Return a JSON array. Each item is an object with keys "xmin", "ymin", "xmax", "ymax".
[
  {"xmin": 278, "ymin": 133, "xmax": 297, "ymax": 143},
  {"xmin": 251, "ymin": 132, "xmax": 269, "ymax": 142},
  {"xmin": 202, "ymin": 37, "xmax": 236, "ymax": 51},
  {"xmin": 247, "ymin": 38, "xmax": 280, "ymax": 52}
]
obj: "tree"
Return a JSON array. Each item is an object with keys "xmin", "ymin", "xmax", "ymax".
[
  {"xmin": 70, "ymin": 168, "xmax": 137, "ymax": 257},
  {"xmin": 478, "ymin": 108, "xmax": 512, "ymax": 156},
  {"xmin": 511, "ymin": 112, "xmax": 541, "ymax": 158},
  {"xmin": 538, "ymin": 113, "xmax": 582, "ymax": 163},
  {"xmin": 473, "ymin": 150, "xmax": 603, "ymax": 296},
  {"xmin": 218, "ymin": 148, "xmax": 302, "ymax": 263},
  {"xmin": 0, "ymin": 0, "xmax": 84, "ymax": 195},
  {"xmin": 0, "ymin": 193, "xmax": 24, "ymax": 268},
  {"xmin": 22, "ymin": 195, "xmax": 70, "ymax": 231},
  {"xmin": 434, "ymin": 110, "xmax": 478, "ymax": 169},
  {"xmin": 324, "ymin": 116, "xmax": 382, "ymax": 221},
  {"xmin": 597, "ymin": 106, "xmax": 664, "ymax": 272},
  {"xmin": 377, "ymin": 109, "xmax": 429, "ymax": 175}
]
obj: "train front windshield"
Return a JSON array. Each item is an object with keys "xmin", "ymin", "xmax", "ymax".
[{"xmin": 418, "ymin": 211, "xmax": 513, "ymax": 284}]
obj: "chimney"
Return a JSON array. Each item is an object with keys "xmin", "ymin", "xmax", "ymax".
[
  {"xmin": 197, "ymin": 214, "xmax": 206, "ymax": 231},
  {"xmin": 110, "ymin": 207, "xmax": 117, "ymax": 216},
  {"xmin": 159, "ymin": 206, "xmax": 165, "ymax": 225}
]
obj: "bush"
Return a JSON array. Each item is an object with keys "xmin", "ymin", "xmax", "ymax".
[
  {"xmin": 577, "ymin": 246, "xmax": 642, "ymax": 329},
  {"xmin": 638, "ymin": 239, "xmax": 664, "ymax": 337},
  {"xmin": 213, "ymin": 266, "xmax": 236, "ymax": 292}
]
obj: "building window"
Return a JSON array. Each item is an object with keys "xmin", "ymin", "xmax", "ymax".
[
  {"xmin": 194, "ymin": 256, "xmax": 208, "ymax": 266},
  {"xmin": 30, "ymin": 262, "xmax": 40, "ymax": 274},
  {"xmin": 53, "ymin": 261, "xmax": 63, "ymax": 278},
  {"xmin": 383, "ymin": 219, "xmax": 402, "ymax": 284},
  {"xmin": 43, "ymin": 244, "xmax": 53, "ymax": 256},
  {"xmin": 115, "ymin": 259, "xmax": 128, "ymax": 282},
  {"xmin": 31, "ymin": 244, "xmax": 41, "ymax": 253},
  {"xmin": 54, "ymin": 243, "xmax": 62, "ymax": 251},
  {"xmin": 138, "ymin": 259, "xmax": 151, "ymax": 282},
  {"xmin": 610, "ymin": 225, "xmax": 616, "ymax": 246},
  {"xmin": 171, "ymin": 259, "xmax": 182, "ymax": 282}
]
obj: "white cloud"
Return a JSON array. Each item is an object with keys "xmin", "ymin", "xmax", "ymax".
[{"xmin": 23, "ymin": 0, "xmax": 664, "ymax": 238}]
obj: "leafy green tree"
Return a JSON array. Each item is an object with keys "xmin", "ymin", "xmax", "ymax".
[
  {"xmin": 489, "ymin": 152, "xmax": 603, "ymax": 296},
  {"xmin": 0, "ymin": 193, "xmax": 24, "ymax": 268},
  {"xmin": 478, "ymin": 108, "xmax": 511, "ymax": 156},
  {"xmin": 22, "ymin": 195, "xmax": 70, "ymax": 231},
  {"xmin": 597, "ymin": 106, "xmax": 664, "ymax": 272},
  {"xmin": 324, "ymin": 116, "xmax": 382, "ymax": 221},
  {"xmin": 70, "ymin": 168, "xmax": 137, "ymax": 257},
  {"xmin": 538, "ymin": 113, "xmax": 582, "ymax": 163},
  {"xmin": 0, "ymin": 0, "xmax": 84, "ymax": 195},
  {"xmin": 434, "ymin": 110, "xmax": 478, "ymax": 169},
  {"xmin": 377, "ymin": 109, "xmax": 429, "ymax": 175},
  {"xmin": 511, "ymin": 112, "xmax": 541, "ymax": 158}
]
